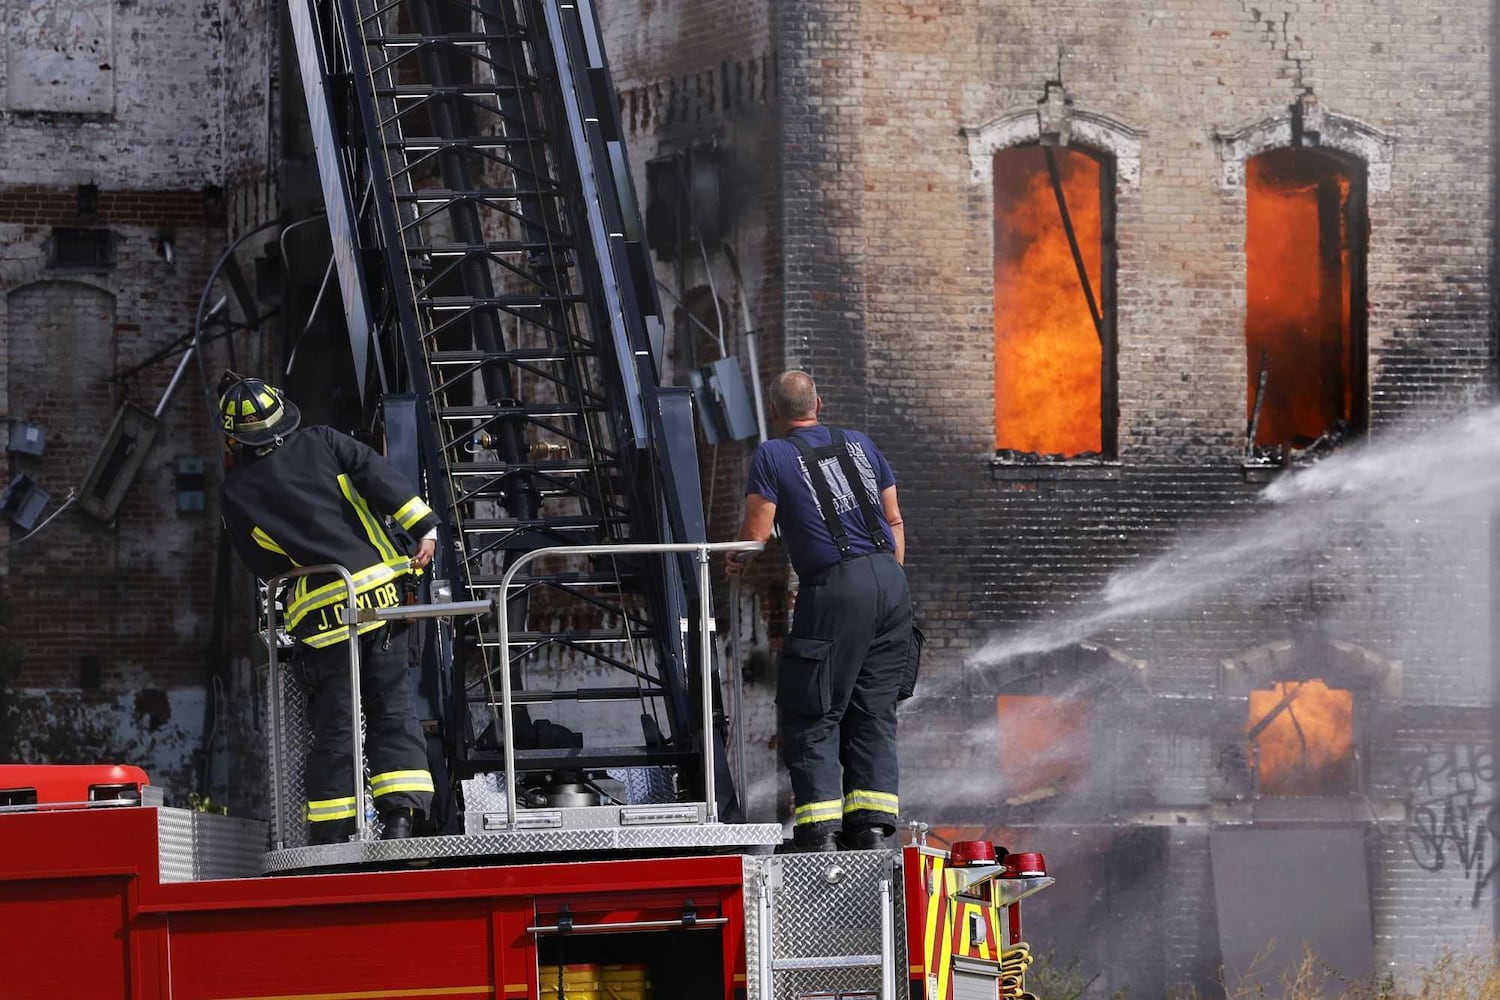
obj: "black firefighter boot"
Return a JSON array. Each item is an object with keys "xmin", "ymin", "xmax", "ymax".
[
  {"xmin": 783, "ymin": 822, "xmax": 838, "ymax": 853},
  {"xmin": 842, "ymin": 826, "xmax": 893, "ymax": 850},
  {"xmin": 379, "ymin": 807, "xmax": 418, "ymax": 840},
  {"xmin": 307, "ymin": 818, "xmax": 355, "ymax": 846}
]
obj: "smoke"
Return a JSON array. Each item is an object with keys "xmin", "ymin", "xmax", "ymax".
[{"xmin": 962, "ymin": 404, "xmax": 1500, "ymax": 674}]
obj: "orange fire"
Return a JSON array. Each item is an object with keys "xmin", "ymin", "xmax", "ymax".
[
  {"xmin": 1246, "ymin": 679, "xmax": 1354, "ymax": 796},
  {"xmin": 996, "ymin": 695, "xmax": 1090, "ymax": 804},
  {"xmin": 993, "ymin": 146, "xmax": 1103, "ymax": 456},
  {"xmin": 1245, "ymin": 150, "xmax": 1359, "ymax": 447}
]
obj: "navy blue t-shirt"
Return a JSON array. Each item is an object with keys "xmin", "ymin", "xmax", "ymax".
[{"xmin": 745, "ymin": 425, "xmax": 897, "ymax": 577}]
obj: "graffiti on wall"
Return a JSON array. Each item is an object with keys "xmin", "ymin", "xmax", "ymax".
[{"xmin": 1402, "ymin": 744, "xmax": 1499, "ymax": 908}]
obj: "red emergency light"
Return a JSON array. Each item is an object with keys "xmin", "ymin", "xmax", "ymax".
[
  {"xmin": 1005, "ymin": 851, "xmax": 1048, "ymax": 877},
  {"xmin": 949, "ymin": 840, "xmax": 998, "ymax": 866}
]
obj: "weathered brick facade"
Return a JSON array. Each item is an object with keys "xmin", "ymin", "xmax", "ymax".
[
  {"xmin": 606, "ymin": 0, "xmax": 1497, "ymax": 993},
  {"xmin": 0, "ymin": 0, "xmax": 1493, "ymax": 991},
  {"xmin": 0, "ymin": 0, "xmax": 277, "ymax": 805}
]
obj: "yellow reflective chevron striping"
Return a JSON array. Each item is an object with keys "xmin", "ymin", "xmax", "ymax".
[
  {"xmin": 922, "ymin": 856, "xmax": 945, "ymax": 982},
  {"xmin": 306, "ymin": 796, "xmax": 357, "ymax": 821},
  {"xmin": 286, "ymin": 556, "xmax": 410, "ymax": 628},
  {"xmin": 371, "ymin": 769, "xmax": 434, "ymax": 797},
  {"xmin": 252, "ymin": 526, "xmax": 293, "ymax": 559},
  {"xmin": 393, "ymin": 496, "xmax": 434, "ymax": 530},
  {"xmin": 340, "ymin": 475, "xmax": 401, "ymax": 562},
  {"xmin": 843, "ymin": 789, "xmax": 898, "ymax": 813},
  {"xmin": 300, "ymin": 619, "xmax": 384, "ymax": 648},
  {"xmin": 793, "ymin": 799, "xmax": 841, "ymax": 824}
]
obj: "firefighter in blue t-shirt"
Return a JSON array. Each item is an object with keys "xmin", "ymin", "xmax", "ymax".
[{"xmin": 728, "ymin": 370, "xmax": 912, "ymax": 851}]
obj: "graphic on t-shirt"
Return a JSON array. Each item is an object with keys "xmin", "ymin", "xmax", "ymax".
[{"xmin": 797, "ymin": 441, "xmax": 881, "ymax": 519}]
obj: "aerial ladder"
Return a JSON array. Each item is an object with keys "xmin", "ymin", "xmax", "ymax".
[{"xmin": 282, "ymin": 0, "xmax": 751, "ymax": 848}]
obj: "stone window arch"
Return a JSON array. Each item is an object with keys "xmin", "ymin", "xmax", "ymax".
[
  {"xmin": 1217, "ymin": 96, "xmax": 1394, "ymax": 460},
  {"xmin": 964, "ymin": 85, "xmax": 1144, "ymax": 461},
  {"xmin": 1219, "ymin": 632, "xmax": 1401, "ymax": 799}
]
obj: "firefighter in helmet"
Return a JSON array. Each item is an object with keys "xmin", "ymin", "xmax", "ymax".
[{"xmin": 217, "ymin": 371, "xmax": 437, "ymax": 843}]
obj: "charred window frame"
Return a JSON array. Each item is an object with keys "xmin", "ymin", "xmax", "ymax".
[
  {"xmin": 992, "ymin": 142, "xmax": 1118, "ymax": 463},
  {"xmin": 1217, "ymin": 636, "xmax": 1400, "ymax": 803},
  {"xmin": 1244, "ymin": 147, "xmax": 1368, "ymax": 462},
  {"xmin": 986, "ymin": 643, "xmax": 1149, "ymax": 818}
]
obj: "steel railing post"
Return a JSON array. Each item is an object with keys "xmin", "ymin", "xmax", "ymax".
[
  {"xmin": 495, "ymin": 539, "xmax": 762, "ymax": 830},
  {"xmin": 697, "ymin": 543, "xmax": 717, "ymax": 823}
]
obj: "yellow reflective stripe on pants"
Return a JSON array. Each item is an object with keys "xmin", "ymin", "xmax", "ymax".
[
  {"xmin": 371, "ymin": 769, "xmax": 434, "ymax": 797},
  {"xmin": 306, "ymin": 796, "xmax": 358, "ymax": 821},
  {"xmin": 844, "ymin": 790, "xmax": 899, "ymax": 814},
  {"xmin": 794, "ymin": 800, "xmax": 842, "ymax": 825}
]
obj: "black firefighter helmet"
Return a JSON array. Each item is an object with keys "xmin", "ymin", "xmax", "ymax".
[{"xmin": 217, "ymin": 370, "xmax": 301, "ymax": 447}]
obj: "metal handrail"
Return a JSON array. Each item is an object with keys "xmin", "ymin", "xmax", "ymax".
[
  {"xmin": 494, "ymin": 539, "xmax": 763, "ymax": 828},
  {"xmin": 264, "ymin": 564, "xmax": 492, "ymax": 849}
]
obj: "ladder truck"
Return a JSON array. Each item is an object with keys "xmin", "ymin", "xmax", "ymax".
[{"xmin": 0, "ymin": 0, "xmax": 1055, "ymax": 996}]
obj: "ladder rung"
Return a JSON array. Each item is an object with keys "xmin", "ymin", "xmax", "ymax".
[
  {"xmin": 365, "ymin": 32, "xmax": 530, "ymax": 48},
  {"xmin": 439, "ymin": 404, "xmax": 602, "ymax": 419},
  {"xmin": 375, "ymin": 84, "xmax": 536, "ymax": 99},
  {"xmin": 396, "ymin": 188, "xmax": 558, "ymax": 202},
  {"xmin": 480, "ymin": 629, "xmax": 637, "ymax": 644},
  {"xmin": 422, "ymin": 294, "xmax": 585, "ymax": 310},
  {"xmin": 468, "ymin": 687, "xmax": 660, "ymax": 706},
  {"xmin": 407, "ymin": 240, "xmax": 568, "ymax": 256},
  {"xmin": 447, "ymin": 460, "xmax": 608, "ymax": 475},
  {"xmin": 460, "ymin": 515, "xmax": 608, "ymax": 532},
  {"xmin": 390, "ymin": 136, "xmax": 542, "ymax": 150},
  {"xmin": 429, "ymin": 349, "xmax": 594, "ymax": 364}
]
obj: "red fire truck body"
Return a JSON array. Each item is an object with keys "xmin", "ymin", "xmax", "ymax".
[{"xmin": 0, "ymin": 794, "xmax": 1051, "ymax": 1000}]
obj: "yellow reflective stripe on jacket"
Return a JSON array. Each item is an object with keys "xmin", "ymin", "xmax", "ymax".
[
  {"xmin": 371, "ymin": 769, "xmax": 435, "ymax": 797},
  {"xmin": 844, "ymin": 790, "xmax": 899, "ymax": 814},
  {"xmin": 393, "ymin": 496, "xmax": 434, "ymax": 531},
  {"xmin": 284, "ymin": 556, "xmax": 410, "ymax": 628},
  {"xmin": 299, "ymin": 618, "xmax": 386, "ymax": 649},
  {"xmin": 306, "ymin": 796, "xmax": 358, "ymax": 821},
  {"xmin": 251, "ymin": 525, "xmax": 294, "ymax": 560},
  {"xmin": 339, "ymin": 474, "xmax": 402, "ymax": 562},
  {"xmin": 794, "ymin": 800, "xmax": 842, "ymax": 824}
]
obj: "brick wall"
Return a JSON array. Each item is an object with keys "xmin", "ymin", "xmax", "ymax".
[
  {"xmin": 0, "ymin": 0, "xmax": 277, "ymax": 805},
  {"xmin": 0, "ymin": 0, "xmax": 226, "ymax": 188},
  {"xmin": 612, "ymin": 0, "xmax": 1496, "ymax": 991}
]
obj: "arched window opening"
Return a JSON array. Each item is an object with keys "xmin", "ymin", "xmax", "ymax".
[
  {"xmin": 993, "ymin": 144, "xmax": 1117, "ymax": 460},
  {"xmin": 1245, "ymin": 148, "xmax": 1368, "ymax": 455},
  {"xmin": 996, "ymin": 694, "xmax": 1091, "ymax": 804},
  {"xmin": 1245, "ymin": 679, "xmax": 1356, "ymax": 796}
]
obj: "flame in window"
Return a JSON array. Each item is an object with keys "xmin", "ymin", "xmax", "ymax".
[
  {"xmin": 996, "ymin": 695, "xmax": 1091, "ymax": 805},
  {"xmin": 993, "ymin": 146, "xmax": 1103, "ymax": 456},
  {"xmin": 1246, "ymin": 150, "xmax": 1363, "ymax": 447},
  {"xmin": 1246, "ymin": 680, "xmax": 1354, "ymax": 796}
]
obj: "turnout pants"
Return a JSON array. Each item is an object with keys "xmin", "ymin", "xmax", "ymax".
[
  {"xmin": 298, "ymin": 625, "xmax": 434, "ymax": 828},
  {"xmin": 778, "ymin": 552, "xmax": 911, "ymax": 842}
]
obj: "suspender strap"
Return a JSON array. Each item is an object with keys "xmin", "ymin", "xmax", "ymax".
[
  {"xmin": 828, "ymin": 428, "xmax": 889, "ymax": 552},
  {"xmin": 785, "ymin": 427, "xmax": 888, "ymax": 559}
]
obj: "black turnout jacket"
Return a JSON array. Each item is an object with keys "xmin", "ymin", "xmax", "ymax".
[{"xmin": 221, "ymin": 426, "xmax": 439, "ymax": 648}]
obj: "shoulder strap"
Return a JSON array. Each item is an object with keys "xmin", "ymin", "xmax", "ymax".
[
  {"xmin": 827, "ymin": 428, "xmax": 888, "ymax": 552},
  {"xmin": 785, "ymin": 428, "xmax": 888, "ymax": 558},
  {"xmin": 785, "ymin": 431, "xmax": 852, "ymax": 557}
]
